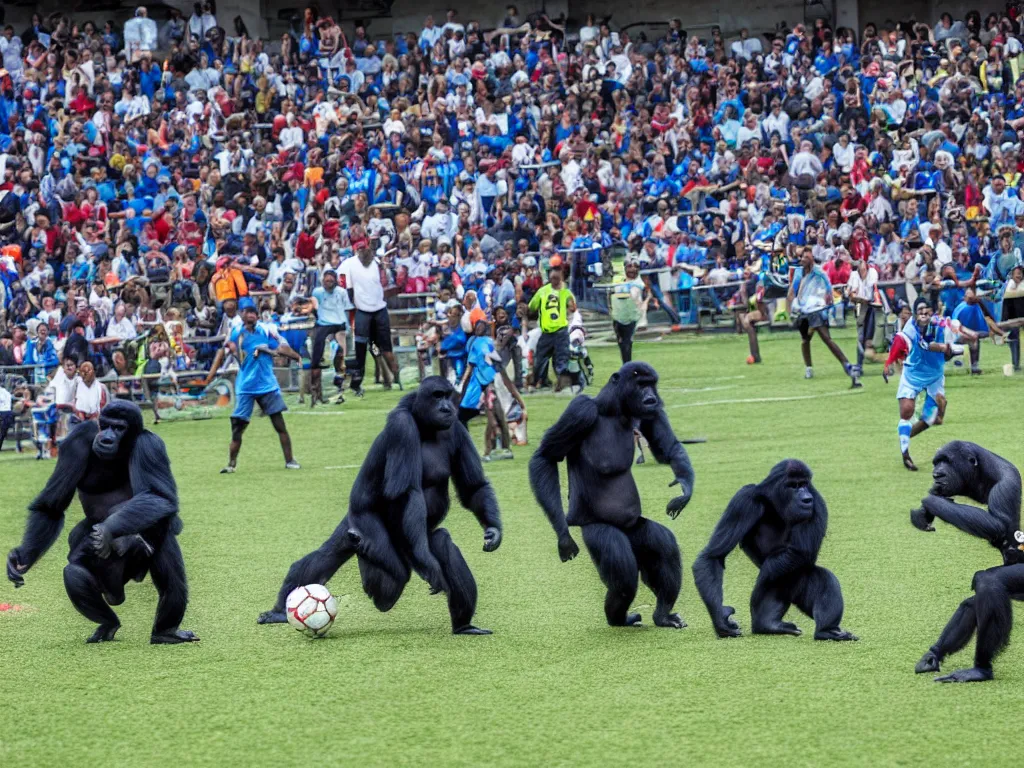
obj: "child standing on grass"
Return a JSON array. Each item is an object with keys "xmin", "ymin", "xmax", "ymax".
[{"xmin": 459, "ymin": 311, "xmax": 522, "ymax": 461}]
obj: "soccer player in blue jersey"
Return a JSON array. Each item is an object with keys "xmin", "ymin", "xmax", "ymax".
[
  {"xmin": 883, "ymin": 298, "xmax": 978, "ymax": 471},
  {"xmin": 220, "ymin": 298, "xmax": 303, "ymax": 474}
]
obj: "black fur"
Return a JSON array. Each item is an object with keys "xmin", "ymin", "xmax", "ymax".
[
  {"xmin": 260, "ymin": 376, "xmax": 502, "ymax": 633},
  {"xmin": 912, "ymin": 441, "xmax": 1022, "ymax": 558},
  {"xmin": 528, "ymin": 362, "xmax": 693, "ymax": 628},
  {"xmin": 916, "ymin": 564, "xmax": 1024, "ymax": 682},
  {"xmin": 6, "ymin": 401, "xmax": 196, "ymax": 644},
  {"xmin": 912, "ymin": 442, "xmax": 1024, "ymax": 682},
  {"xmin": 692, "ymin": 460, "xmax": 856, "ymax": 641}
]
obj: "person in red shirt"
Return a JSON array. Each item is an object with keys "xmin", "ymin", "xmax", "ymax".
[
  {"xmin": 823, "ymin": 248, "xmax": 852, "ymax": 287},
  {"xmin": 849, "ymin": 224, "xmax": 873, "ymax": 262}
]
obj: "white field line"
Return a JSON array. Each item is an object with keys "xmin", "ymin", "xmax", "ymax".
[{"xmin": 668, "ymin": 388, "xmax": 864, "ymax": 409}]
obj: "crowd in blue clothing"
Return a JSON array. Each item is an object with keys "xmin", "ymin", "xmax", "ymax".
[{"xmin": 0, "ymin": 5, "xmax": 1023, "ymax": 382}]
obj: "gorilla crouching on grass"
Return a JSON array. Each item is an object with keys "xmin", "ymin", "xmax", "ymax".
[
  {"xmin": 258, "ymin": 376, "xmax": 503, "ymax": 635},
  {"xmin": 692, "ymin": 460, "xmax": 857, "ymax": 641},
  {"xmin": 529, "ymin": 362, "xmax": 694, "ymax": 629},
  {"xmin": 913, "ymin": 441, "xmax": 1024, "ymax": 682},
  {"xmin": 6, "ymin": 401, "xmax": 197, "ymax": 645}
]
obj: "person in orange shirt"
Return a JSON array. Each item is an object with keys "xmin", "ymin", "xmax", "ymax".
[{"xmin": 211, "ymin": 256, "xmax": 249, "ymax": 307}]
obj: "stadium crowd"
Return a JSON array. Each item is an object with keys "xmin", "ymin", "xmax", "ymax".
[{"xmin": 1, "ymin": 3, "xmax": 1024, "ymax": 452}]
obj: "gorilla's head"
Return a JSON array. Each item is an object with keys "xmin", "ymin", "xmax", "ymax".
[
  {"xmin": 93, "ymin": 400, "xmax": 145, "ymax": 461},
  {"xmin": 931, "ymin": 441, "xmax": 978, "ymax": 499},
  {"xmin": 612, "ymin": 362, "xmax": 662, "ymax": 419},
  {"xmin": 412, "ymin": 376, "xmax": 458, "ymax": 430},
  {"xmin": 763, "ymin": 459, "xmax": 816, "ymax": 523}
]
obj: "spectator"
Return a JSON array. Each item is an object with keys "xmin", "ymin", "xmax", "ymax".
[
  {"xmin": 72, "ymin": 361, "xmax": 108, "ymax": 423},
  {"xmin": 527, "ymin": 255, "xmax": 574, "ymax": 392}
]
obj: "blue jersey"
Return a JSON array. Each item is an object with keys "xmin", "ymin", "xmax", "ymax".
[
  {"xmin": 951, "ymin": 302, "xmax": 987, "ymax": 334},
  {"xmin": 898, "ymin": 318, "xmax": 951, "ymax": 389},
  {"xmin": 461, "ymin": 336, "xmax": 497, "ymax": 410},
  {"xmin": 231, "ymin": 322, "xmax": 285, "ymax": 396}
]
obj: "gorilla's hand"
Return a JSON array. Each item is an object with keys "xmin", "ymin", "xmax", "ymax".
[
  {"xmin": 6, "ymin": 548, "xmax": 27, "ymax": 588},
  {"xmin": 557, "ymin": 533, "xmax": 580, "ymax": 562},
  {"xmin": 483, "ymin": 526, "xmax": 502, "ymax": 552},
  {"xmin": 666, "ymin": 481, "xmax": 691, "ymax": 519},
  {"xmin": 90, "ymin": 524, "xmax": 113, "ymax": 559}
]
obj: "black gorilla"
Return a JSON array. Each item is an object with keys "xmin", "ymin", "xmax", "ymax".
[
  {"xmin": 258, "ymin": 376, "xmax": 502, "ymax": 634},
  {"xmin": 913, "ymin": 442, "xmax": 1024, "ymax": 683},
  {"xmin": 910, "ymin": 441, "xmax": 1022, "ymax": 555},
  {"xmin": 6, "ymin": 401, "xmax": 197, "ymax": 644},
  {"xmin": 692, "ymin": 460, "xmax": 857, "ymax": 641},
  {"xmin": 529, "ymin": 362, "xmax": 694, "ymax": 628}
]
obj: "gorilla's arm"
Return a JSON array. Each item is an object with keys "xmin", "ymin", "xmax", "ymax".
[
  {"xmin": 756, "ymin": 492, "xmax": 828, "ymax": 585},
  {"xmin": 638, "ymin": 409, "xmax": 695, "ymax": 517},
  {"xmin": 920, "ymin": 494, "xmax": 1015, "ymax": 543},
  {"xmin": 95, "ymin": 432, "xmax": 179, "ymax": 544},
  {"xmin": 450, "ymin": 422, "xmax": 502, "ymax": 551},
  {"xmin": 381, "ymin": 410, "xmax": 424, "ymax": 500},
  {"xmin": 7, "ymin": 423, "xmax": 94, "ymax": 585},
  {"xmin": 528, "ymin": 396, "xmax": 598, "ymax": 561},
  {"xmin": 692, "ymin": 484, "xmax": 761, "ymax": 637}
]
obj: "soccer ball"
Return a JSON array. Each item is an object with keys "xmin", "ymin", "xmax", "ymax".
[{"xmin": 285, "ymin": 584, "xmax": 339, "ymax": 637}]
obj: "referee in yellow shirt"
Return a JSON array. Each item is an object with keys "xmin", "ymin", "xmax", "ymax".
[{"xmin": 528, "ymin": 255, "xmax": 575, "ymax": 392}]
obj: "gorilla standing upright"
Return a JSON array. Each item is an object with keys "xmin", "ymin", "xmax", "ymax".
[
  {"xmin": 258, "ymin": 376, "xmax": 503, "ymax": 634},
  {"xmin": 914, "ymin": 442, "xmax": 1024, "ymax": 682},
  {"xmin": 6, "ymin": 401, "xmax": 197, "ymax": 644},
  {"xmin": 692, "ymin": 460, "xmax": 857, "ymax": 641},
  {"xmin": 529, "ymin": 362, "xmax": 694, "ymax": 628}
]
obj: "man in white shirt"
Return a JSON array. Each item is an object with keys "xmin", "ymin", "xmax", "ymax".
[
  {"xmin": 123, "ymin": 7, "xmax": 158, "ymax": 61},
  {"xmin": 108, "ymin": 302, "xmax": 138, "ymax": 340},
  {"xmin": 422, "ymin": 199, "xmax": 459, "ymax": 241},
  {"xmin": 789, "ymin": 140, "xmax": 824, "ymax": 180},
  {"xmin": 340, "ymin": 247, "xmax": 400, "ymax": 395},
  {"xmin": 278, "ymin": 113, "xmax": 304, "ymax": 152},
  {"xmin": 419, "ymin": 16, "xmax": 443, "ymax": 51},
  {"xmin": 847, "ymin": 258, "xmax": 880, "ymax": 373},
  {"xmin": 927, "ymin": 226, "xmax": 953, "ymax": 268},
  {"xmin": 48, "ymin": 358, "xmax": 80, "ymax": 408},
  {"xmin": 730, "ymin": 29, "xmax": 763, "ymax": 61}
]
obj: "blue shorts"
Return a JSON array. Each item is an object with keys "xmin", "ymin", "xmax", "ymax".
[{"xmin": 232, "ymin": 389, "xmax": 287, "ymax": 422}]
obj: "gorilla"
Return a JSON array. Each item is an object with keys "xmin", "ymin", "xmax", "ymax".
[
  {"xmin": 910, "ymin": 441, "xmax": 1022, "ymax": 555},
  {"xmin": 692, "ymin": 460, "xmax": 857, "ymax": 641},
  {"xmin": 258, "ymin": 376, "xmax": 503, "ymax": 634},
  {"xmin": 529, "ymin": 361, "xmax": 694, "ymax": 628},
  {"xmin": 915, "ymin": 563, "xmax": 1024, "ymax": 682},
  {"xmin": 912, "ymin": 442, "xmax": 1024, "ymax": 682},
  {"xmin": 6, "ymin": 401, "xmax": 197, "ymax": 644}
]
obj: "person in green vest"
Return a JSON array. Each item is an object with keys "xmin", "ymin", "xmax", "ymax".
[
  {"xmin": 528, "ymin": 254, "xmax": 575, "ymax": 392},
  {"xmin": 609, "ymin": 257, "xmax": 648, "ymax": 363}
]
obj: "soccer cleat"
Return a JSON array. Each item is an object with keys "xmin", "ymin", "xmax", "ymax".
[
  {"xmin": 285, "ymin": 460, "xmax": 301, "ymax": 470},
  {"xmin": 804, "ymin": 367, "xmax": 814, "ymax": 379},
  {"xmin": 220, "ymin": 466, "xmax": 236, "ymax": 474},
  {"xmin": 902, "ymin": 451, "xmax": 918, "ymax": 472}
]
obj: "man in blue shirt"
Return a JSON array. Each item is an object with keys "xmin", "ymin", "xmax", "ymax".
[
  {"xmin": 221, "ymin": 298, "xmax": 302, "ymax": 474},
  {"xmin": 952, "ymin": 288, "xmax": 1004, "ymax": 374},
  {"xmin": 787, "ymin": 246, "xmax": 860, "ymax": 385},
  {"xmin": 309, "ymin": 268, "xmax": 353, "ymax": 406}
]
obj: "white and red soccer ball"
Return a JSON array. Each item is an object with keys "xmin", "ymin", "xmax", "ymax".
[{"xmin": 285, "ymin": 584, "xmax": 339, "ymax": 637}]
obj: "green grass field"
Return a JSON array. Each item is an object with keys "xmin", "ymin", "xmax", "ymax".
[{"xmin": 2, "ymin": 328, "xmax": 1023, "ymax": 767}]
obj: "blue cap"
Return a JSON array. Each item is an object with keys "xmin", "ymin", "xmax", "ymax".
[{"xmin": 238, "ymin": 297, "xmax": 257, "ymax": 312}]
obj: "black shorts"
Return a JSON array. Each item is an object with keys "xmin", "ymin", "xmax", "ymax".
[
  {"xmin": 354, "ymin": 308, "xmax": 393, "ymax": 353},
  {"xmin": 458, "ymin": 406, "xmax": 480, "ymax": 425},
  {"xmin": 797, "ymin": 312, "xmax": 828, "ymax": 341},
  {"xmin": 311, "ymin": 324, "xmax": 346, "ymax": 368}
]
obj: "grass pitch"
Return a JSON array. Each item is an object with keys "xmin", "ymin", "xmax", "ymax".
[{"xmin": 2, "ymin": 329, "xmax": 1023, "ymax": 767}]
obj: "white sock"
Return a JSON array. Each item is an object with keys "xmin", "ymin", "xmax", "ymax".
[{"xmin": 898, "ymin": 419, "xmax": 912, "ymax": 454}]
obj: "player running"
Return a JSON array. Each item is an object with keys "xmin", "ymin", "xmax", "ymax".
[{"xmin": 883, "ymin": 298, "xmax": 978, "ymax": 471}]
